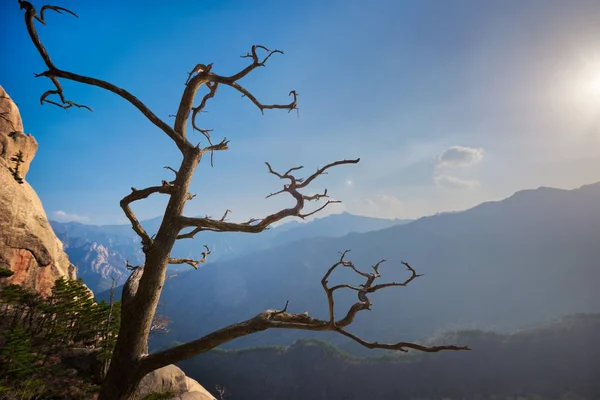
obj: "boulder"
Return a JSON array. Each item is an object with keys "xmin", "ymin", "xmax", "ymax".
[
  {"xmin": 176, "ymin": 377, "xmax": 217, "ymax": 400},
  {"xmin": 0, "ymin": 86, "xmax": 76, "ymax": 297},
  {"xmin": 134, "ymin": 364, "xmax": 215, "ymax": 400},
  {"xmin": 0, "ymin": 85, "xmax": 38, "ymax": 179},
  {"xmin": 170, "ymin": 391, "xmax": 216, "ymax": 400}
]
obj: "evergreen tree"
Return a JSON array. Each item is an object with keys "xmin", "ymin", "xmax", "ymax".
[
  {"xmin": 0, "ymin": 276, "xmax": 122, "ymax": 396},
  {"xmin": 0, "ymin": 324, "xmax": 37, "ymax": 377}
]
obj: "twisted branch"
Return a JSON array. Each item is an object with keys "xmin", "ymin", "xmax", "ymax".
[
  {"xmin": 177, "ymin": 44, "xmax": 297, "ymax": 142},
  {"xmin": 19, "ymin": 1, "xmax": 188, "ymax": 152},
  {"xmin": 168, "ymin": 245, "xmax": 211, "ymax": 269},
  {"xmin": 141, "ymin": 251, "xmax": 469, "ymax": 373},
  {"xmin": 176, "ymin": 158, "xmax": 359, "ymax": 239},
  {"xmin": 190, "ymin": 81, "xmax": 218, "ymax": 139}
]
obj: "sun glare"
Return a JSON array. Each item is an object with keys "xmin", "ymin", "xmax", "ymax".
[
  {"xmin": 583, "ymin": 69, "xmax": 600, "ymax": 99},
  {"xmin": 560, "ymin": 54, "xmax": 600, "ymax": 124}
]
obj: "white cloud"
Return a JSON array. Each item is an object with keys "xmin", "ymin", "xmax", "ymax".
[
  {"xmin": 437, "ymin": 146, "xmax": 484, "ymax": 168},
  {"xmin": 347, "ymin": 194, "xmax": 404, "ymax": 219},
  {"xmin": 434, "ymin": 175, "xmax": 480, "ymax": 190},
  {"xmin": 434, "ymin": 146, "xmax": 484, "ymax": 190},
  {"xmin": 52, "ymin": 210, "xmax": 90, "ymax": 223}
]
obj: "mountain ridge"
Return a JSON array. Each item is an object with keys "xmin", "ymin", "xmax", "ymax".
[
  {"xmin": 53, "ymin": 212, "xmax": 411, "ymax": 292},
  {"xmin": 147, "ymin": 181, "xmax": 600, "ymax": 354},
  {"xmin": 177, "ymin": 313, "xmax": 600, "ymax": 400}
]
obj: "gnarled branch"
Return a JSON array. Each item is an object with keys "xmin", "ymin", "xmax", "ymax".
[
  {"xmin": 176, "ymin": 44, "xmax": 296, "ymax": 140},
  {"xmin": 175, "ymin": 158, "xmax": 359, "ymax": 238},
  {"xmin": 19, "ymin": 1, "xmax": 189, "ymax": 152},
  {"xmin": 140, "ymin": 251, "xmax": 469, "ymax": 373},
  {"xmin": 168, "ymin": 245, "xmax": 211, "ymax": 269}
]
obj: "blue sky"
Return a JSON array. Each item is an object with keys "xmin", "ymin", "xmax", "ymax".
[{"xmin": 2, "ymin": 0, "xmax": 600, "ymax": 225}]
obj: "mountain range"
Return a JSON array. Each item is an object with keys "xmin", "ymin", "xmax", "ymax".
[
  {"xmin": 178, "ymin": 313, "xmax": 600, "ymax": 399},
  {"xmin": 147, "ymin": 182, "xmax": 600, "ymax": 355},
  {"xmin": 52, "ymin": 212, "xmax": 410, "ymax": 293},
  {"xmin": 56, "ymin": 182, "xmax": 600, "ymax": 358}
]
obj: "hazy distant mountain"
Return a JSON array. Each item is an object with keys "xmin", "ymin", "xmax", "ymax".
[
  {"xmin": 51, "ymin": 221, "xmax": 144, "ymax": 292},
  {"xmin": 179, "ymin": 313, "xmax": 600, "ymax": 400},
  {"xmin": 52, "ymin": 212, "xmax": 409, "ymax": 293},
  {"xmin": 151, "ymin": 182, "xmax": 600, "ymax": 354},
  {"xmin": 269, "ymin": 213, "xmax": 411, "ymax": 245}
]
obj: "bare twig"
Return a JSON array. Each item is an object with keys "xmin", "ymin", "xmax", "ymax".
[
  {"xmin": 190, "ymin": 81, "xmax": 218, "ymax": 140},
  {"xmin": 168, "ymin": 245, "xmax": 210, "ymax": 269},
  {"xmin": 229, "ymin": 45, "xmax": 284, "ymax": 81},
  {"xmin": 125, "ymin": 260, "xmax": 141, "ymax": 271},
  {"xmin": 272, "ymin": 300, "xmax": 290, "ymax": 316},
  {"xmin": 219, "ymin": 209, "xmax": 232, "ymax": 222},
  {"xmin": 163, "ymin": 166, "xmax": 178, "ymax": 179},
  {"xmin": 35, "ymin": 4, "xmax": 78, "ymax": 24}
]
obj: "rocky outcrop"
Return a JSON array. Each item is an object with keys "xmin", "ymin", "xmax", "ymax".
[
  {"xmin": 0, "ymin": 86, "xmax": 38, "ymax": 179},
  {"xmin": 0, "ymin": 85, "xmax": 75, "ymax": 296},
  {"xmin": 134, "ymin": 364, "xmax": 215, "ymax": 400}
]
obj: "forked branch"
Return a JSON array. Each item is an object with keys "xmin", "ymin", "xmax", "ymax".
[
  {"xmin": 230, "ymin": 45, "xmax": 284, "ymax": 82},
  {"xmin": 177, "ymin": 43, "xmax": 297, "ymax": 141},
  {"xmin": 120, "ymin": 185, "xmax": 177, "ymax": 252},
  {"xmin": 141, "ymin": 251, "xmax": 469, "ymax": 372},
  {"xmin": 176, "ymin": 158, "xmax": 359, "ymax": 238}
]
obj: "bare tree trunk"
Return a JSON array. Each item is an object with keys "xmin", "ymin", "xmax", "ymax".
[{"xmin": 99, "ymin": 151, "xmax": 200, "ymax": 399}]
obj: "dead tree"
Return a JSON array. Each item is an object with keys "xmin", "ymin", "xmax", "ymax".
[{"xmin": 17, "ymin": 2, "xmax": 469, "ymax": 399}]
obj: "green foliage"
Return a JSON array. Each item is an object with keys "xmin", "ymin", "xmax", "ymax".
[
  {"xmin": 0, "ymin": 324, "xmax": 37, "ymax": 377},
  {"xmin": 0, "ymin": 277, "xmax": 121, "ymax": 398},
  {"xmin": 8, "ymin": 150, "xmax": 25, "ymax": 184},
  {"xmin": 0, "ymin": 267, "xmax": 14, "ymax": 278}
]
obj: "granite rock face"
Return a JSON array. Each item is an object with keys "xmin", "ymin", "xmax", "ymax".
[
  {"xmin": 0, "ymin": 85, "xmax": 76, "ymax": 296},
  {"xmin": 134, "ymin": 364, "xmax": 216, "ymax": 400},
  {"xmin": 0, "ymin": 86, "xmax": 38, "ymax": 179}
]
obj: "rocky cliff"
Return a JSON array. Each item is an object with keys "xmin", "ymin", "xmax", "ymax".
[{"xmin": 0, "ymin": 85, "xmax": 76, "ymax": 296}]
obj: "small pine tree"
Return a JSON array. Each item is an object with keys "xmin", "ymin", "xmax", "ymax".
[
  {"xmin": 0, "ymin": 267, "xmax": 14, "ymax": 278},
  {"xmin": 8, "ymin": 150, "xmax": 25, "ymax": 184}
]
